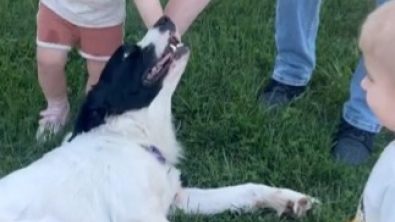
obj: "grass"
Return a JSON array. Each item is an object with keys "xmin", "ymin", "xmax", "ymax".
[{"xmin": 0, "ymin": 0, "xmax": 392, "ymax": 221}]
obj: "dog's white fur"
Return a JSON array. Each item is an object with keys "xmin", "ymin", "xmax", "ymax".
[{"xmin": 0, "ymin": 25, "xmax": 317, "ymax": 222}]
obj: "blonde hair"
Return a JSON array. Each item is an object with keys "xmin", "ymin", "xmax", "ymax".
[{"xmin": 359, "ymin": 1, "xmax": 395, "ymax": 78}]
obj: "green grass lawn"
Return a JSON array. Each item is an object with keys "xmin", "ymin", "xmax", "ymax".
[{"xmin": 0, "ymin": 0, "xmax": 392, "ymax": 221}]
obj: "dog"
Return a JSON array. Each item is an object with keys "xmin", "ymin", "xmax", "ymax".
[{"xmin": 0, "ymin": 16, "xmax": 318, "ymax": 222}]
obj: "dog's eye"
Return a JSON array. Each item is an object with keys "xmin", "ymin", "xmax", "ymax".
[
  {"xmin": 143, "ymin": 44, "xmax": 155, "ymax": 54},
  {"xmin": 121, "ymin": 45, "xmax": 140, "ymax": 60}
]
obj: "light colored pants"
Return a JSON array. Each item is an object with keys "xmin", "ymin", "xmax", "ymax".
[{"xmin": 272, "ymin": 0, "xmax": 391, "ymax": 133}]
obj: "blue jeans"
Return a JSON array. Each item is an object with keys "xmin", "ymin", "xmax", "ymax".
[{"xmin": 272, "ymin": 0, "xmax": 389, "ymax": 133}]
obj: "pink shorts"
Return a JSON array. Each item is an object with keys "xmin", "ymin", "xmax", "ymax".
[{"xmin": 36, "ymin": 3, "xmax": 124, "ymax": 61}]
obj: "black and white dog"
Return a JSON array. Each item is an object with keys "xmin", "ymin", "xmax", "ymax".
[{"xmin": 0, "ymin": 17, "xmax": 318, "ymax": 222}]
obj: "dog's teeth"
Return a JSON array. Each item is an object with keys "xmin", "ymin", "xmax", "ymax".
[{"xmin": 170, "ymin": 44, "xmax": 177, "ymax": 52}]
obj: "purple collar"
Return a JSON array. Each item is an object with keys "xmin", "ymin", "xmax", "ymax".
[{"xmin": 142, "ymin": 145, "xmax": 166, "ymax": 164}]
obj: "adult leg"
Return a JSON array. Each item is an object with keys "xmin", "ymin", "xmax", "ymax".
[
  {"xmin": 258, "ymin": 0, "xmax": 323, "ymax": 107},
  {"xmin": 330, "ymin": 0, "xmax": 390, "ymax": 165}
]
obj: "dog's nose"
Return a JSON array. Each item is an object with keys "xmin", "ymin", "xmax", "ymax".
[{"xmin": 154, "ymin": 16, "xmax": 176, "ymax": 33}]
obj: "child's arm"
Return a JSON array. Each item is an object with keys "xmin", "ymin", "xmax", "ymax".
[
  {"xmin": 164, "ymin": 0, "xmax": 212, "ymax": 36},
  {"xmin": 133, "ymin": 0, "xmax": 164, "ymax": 28},
  {"xmin": 133, "ymin": 0, "xmax": 212, "ymax": 37}
]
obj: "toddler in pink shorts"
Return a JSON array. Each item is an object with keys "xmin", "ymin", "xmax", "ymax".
[
  {"xmin": 35, "ymin": 0, "xmax": 212, "ymax": 142},
  {"xmin": 36, "ymin": 0, "xmax": 129, "ymax": 141}
]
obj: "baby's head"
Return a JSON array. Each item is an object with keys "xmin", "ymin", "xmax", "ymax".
[{"xmin": 359, "ymin": 1, "xmax": 395, "ymax": 131}]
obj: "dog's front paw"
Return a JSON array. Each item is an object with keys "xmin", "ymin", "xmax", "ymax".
[
  {"xmin": 256, "ymin": 188, "xmax": 319, "ymax": 218},
  {"xmin": 250, "ymin": 184, "xmax": 319, "ymax": 218}
]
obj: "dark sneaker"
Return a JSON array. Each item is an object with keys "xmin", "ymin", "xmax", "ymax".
[
  {"xmin": 257, "ymin": 79, "xmax": 306, "ymax": 108},
  {"xmin": 331, "ymin": 118, "xmax": 376, "ymax": 165}
]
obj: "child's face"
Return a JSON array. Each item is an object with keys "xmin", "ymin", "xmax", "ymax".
[
  {"xmin": 359, "ymin": 1, "xmax": 395, "ymax": 132},
  {"xmin": 361, "ymin": 52, "xmax": 395, "ymax": 131}
]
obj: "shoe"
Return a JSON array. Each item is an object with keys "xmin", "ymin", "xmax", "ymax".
[
  {"xmin": 331, "ymin": 118, "xmax": 376, "ymax": 165},
  {"xmin": 36, "ymin": 100, "xmax": 70, "ymax": 142},
  {"xmin": 257, "ymin": 79, "xmax": 306, "ymax": 108}
]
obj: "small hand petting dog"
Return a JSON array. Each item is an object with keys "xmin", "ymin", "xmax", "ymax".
[{"xmin": 0, "ymin": 17, "xmax": 318, "ymax": 222}]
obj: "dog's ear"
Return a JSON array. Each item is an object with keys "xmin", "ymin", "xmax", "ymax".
[
  {"xmin": 69, "ymin": 90, "xmax": 108, "ymax": 141},
  {"xmin": 69, "ymin": 106, "xmax": 107, "ymax": 141}
]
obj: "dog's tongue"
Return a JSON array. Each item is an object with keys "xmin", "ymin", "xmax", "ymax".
[
  {"xmin": 150, "ymin": 42, "xmax": 183, "ymax": 74},
  {"xmin": 145, "ymin": 40, "xmax": 185, "ymax": 83},
  {"xmin": 158, "ymin": 53, "xmax": 172, "ymax": 65}
]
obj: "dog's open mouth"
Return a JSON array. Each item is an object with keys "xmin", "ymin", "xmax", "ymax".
[{"xmin": 143, "ymin": 36, "xmax": 188, "ymax": 85}]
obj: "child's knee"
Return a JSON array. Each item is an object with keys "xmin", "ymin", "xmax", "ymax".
[{"xmin": 37, "ymin": 47, "xmax": 68, "ymax": 69}]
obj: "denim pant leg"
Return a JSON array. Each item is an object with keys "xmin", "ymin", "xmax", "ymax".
[
  {"xmin": 272, "ymin": 0, "xmax": 323, "ymax": 86},
  {"xmin": 342, "ymin": 0, "xmax": 392, "ymax": 133}
]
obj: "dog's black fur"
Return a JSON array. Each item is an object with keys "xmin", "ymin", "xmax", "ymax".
[
  {"xmin": 69, "ymin": 17, "xmax": 178, "ymax": 141},
  {"xmin": 68, "ymin": 16, "xmax": 177, "ymax": 141},
  {"xmin": 70, "ymin": 45, "xmax": 164, "ymax": 141}
]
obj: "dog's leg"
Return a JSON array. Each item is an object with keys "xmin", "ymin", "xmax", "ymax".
[{"xmin": 174, "ymin": 183, "xmax": 318, "ymax": 218}]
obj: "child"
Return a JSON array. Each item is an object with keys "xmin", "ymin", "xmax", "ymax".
[
  {"xmin": 349, "ymin": 1, "xmax": 395, "ymax": 221},
  {"xmin": 35, "ymin": 0, "xmax": 211, "ymax": 142}
]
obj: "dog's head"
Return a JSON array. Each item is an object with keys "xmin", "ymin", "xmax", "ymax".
[{"xmin": 70, "ymin": 16, "xmax": 190, "ymax": 140}]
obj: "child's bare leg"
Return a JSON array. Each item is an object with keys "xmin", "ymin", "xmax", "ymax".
[
  {"xmin": 37, "ymin": 47, "xmax": 68, "ymax": 102},
  {"xmin": 36, "ymin": 47, "xmax": 70, "ymax": 141},
  {"xmin": 35, "ymin": 3, "xmax": 75, "ymax": 142},
  {"xmin": 85, "ymin": 59, "xmax": 107, "ymax": 92},
  {"xmin": 79, "ymin": 23, "xmax": 124, "ymax": 93}
]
